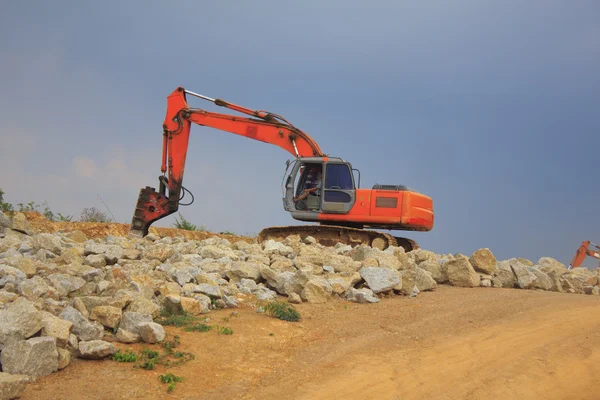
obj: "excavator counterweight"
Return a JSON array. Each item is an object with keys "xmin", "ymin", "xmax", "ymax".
[{"xmin": 129, "ymin": 87, "xmax": 434, "ymax": 251}]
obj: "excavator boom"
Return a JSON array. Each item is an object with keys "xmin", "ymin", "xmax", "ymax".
[
  {"xmin": 130, "ymin": 87, "xmax": 324, "ymax": 237},
  {"xmin": 568, "ymin": 240, "xmax": 600, "ymax": 269}
]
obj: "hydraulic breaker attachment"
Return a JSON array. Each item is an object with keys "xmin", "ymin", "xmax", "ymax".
[{"xmin": 128, "ymin": 176, "xmax": 180, "ymax": 238}]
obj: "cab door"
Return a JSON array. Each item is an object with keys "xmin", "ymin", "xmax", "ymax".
[{"xmin": 321, "ymin": 162, "xmax": 356, "ymax": 213}]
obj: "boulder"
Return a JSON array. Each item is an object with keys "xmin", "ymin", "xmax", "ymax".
[
  {"xmin": 89, "ymin": 306, "xmax": 122, "ymax": 329},
  {"xmin": 493, "ymin": 260, "xmax": 517, "ymax": 288},
  {"xmin": 419, "ymin": 260, "xmax": 448, "ymax": 283},
  {"xmin": 510, "ymin": 261, "xmax": 536, "ymax": 289},
  {"xmin": 530, "ymin": 268, "xmax": 554, "ymax": 291},
  {"xmin": 57, "ymin": 347, "xmax": 71, "ymax": 370},
  {"xmin": 0, "ymin": 372, "xmax": 30, "ymax": 400},
  {"xmin": 301, "ymin": 277, "xmax": 333, "ymax": 303},
  {"xmin": 446, "ymin": 256, "xmax": 480, "ymax": 287},
  {"xmin": 345, "ymin": 287, "xmax": 379, "ymax": 303},
  {"xmin": 359, "ymin": 267, "xmax": 401, "ymax": 293},
  {"xmin": 226, "ymin": 261, "xmax": 262, "ymax": 283},
  {"xmin": 59, "ymin": 306, "xmax": 104, "ymax": 341},
  {"xmin": 469, "ymin": 248, "xmax": 496, "ymax": 275},
  {"xmin": 116, "ymin": 328, "xmax": 141, "ymax": 344},
  {"xmin": 137, "ymin": 322, "xmax": 166, "ymax": 344},
  {"xmin": 11, "ymin": 214, "xmax": 33, "ymax": 236},
  {"xmin": 78, "ymin": 340, "xmax": 116, "ymax": 359},
  {"xmin": 0, "ymin": 297, "xmax": 43, "ymax": 346},
  {"xmin": 40, "ymin": 311, "xmax": 72, "ymax": 348},
  {"xmin": 0, "ymin": 337, "xmax": 58, "ymax": 378},
  {"xmin": 119, "ymin": 312, "xmax": 153, "ymax": 335},
  {"xmin": 127, "ymin": 299, "xmax": 160, "ymax": 319}
]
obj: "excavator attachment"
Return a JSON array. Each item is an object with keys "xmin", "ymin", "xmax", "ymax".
[
  {"xmin": 129, "ymin": 176, "xmax": 180, "ymax": 238},
  {"xmin": 568, "ymin": 241, "xmax": 600, "ymax": 269}
]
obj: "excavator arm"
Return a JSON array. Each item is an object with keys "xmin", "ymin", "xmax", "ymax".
[
  {"xmin": 129, "ymin": 87, "xmax": 324, "ymax": 238},
  {"xmin": 568, "ymin": 240, "xmax": 600, "ymax": 269}
]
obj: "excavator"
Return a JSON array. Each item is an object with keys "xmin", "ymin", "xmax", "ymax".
[
  {"xmin": 568, "ymin": 241, "xmax": 600, "ymax": 269},
  {"xmin": 128, "ymin": 87, "xmax": 434, "ymax": 251}
]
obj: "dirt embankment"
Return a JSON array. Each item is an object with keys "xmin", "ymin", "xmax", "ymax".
[
  {"xmin": 21, "ymin": 286, "xmax": 600, "ymax": 400},
  {"xmin": 21, "ymin": 212, "xmax": 254, "ymax": 243}
]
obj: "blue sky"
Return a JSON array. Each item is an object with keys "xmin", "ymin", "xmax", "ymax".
[{"xmin": 1, "ymin": 1, "xmax": 598, "ymax": 267}]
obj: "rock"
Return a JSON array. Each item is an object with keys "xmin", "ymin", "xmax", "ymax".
[
  {"xmin": 84, "ymin": 254, "xmax": 107, "ymax": 269},
  {"xmin": 446, "ymin": 255, "xmax": 480, "ymax": 287},
  {"xmin": 89, "ymin": 306, "xmax": 122, "ymax": 329},
  {"xmin": 480, "ymin": 279, "xmax": 492, "ymax": 287},
  {"xmin": 260, "ymin": 266, "xmax": 294, "ymax": 295},
  {"xmin": 359, "ymin": 267, "xmax": 401, "ymax": 293},
  {"xmin": 301, "ymin": 277, "xmax": 333, "ymax": 303},
  {"xmin": 193, "ymin": 294, "xmax": 212, "ymax": 313},
  {"xmin": 144, "ymin": 246, "xmax": 174, "ymax": 262},
  {"xmin": 59, "ymin": 306, "xmax": 104, "ymax": 341},
  {"xmin": 262, "ymin": 240, "xmax": 294, "ymax": 257},
  {"xmin": 327, "ymin": 272, "xmax": 362, "ymax": 295},
  {"xmin": 288, "ymin": 292, "xmax": 302, "ymax": 304},
  {"xmin": 32, "ymin": 233, "xmax": 64, "ymax": 255},
  {"xmin": 200, "ymin": 245, "xmax": 233, "ymax": 260},
  {"xmin": 419, "ymin": 260, "xmax": 448, "ymax": 283},
  {"xmin": 18, "ymin": 276, "xmax": 49, "ymax": 299},
  {"xmin": 81, "ymin": 268, "xmax": 103, "ymax": 282},
  {"xmin": 66, "ymin": 231, "xmax": 88, "ymax": 243},
  {"xmin": 78, "ymin": 340, "xmax": 116, "ymax": 359},
  {"xmin": 13, "ymin": 258, "xmax": 37, "ymax": 278},
  {"xmin": 0, "ymin": 372, "xmax": 30, "ymax": 400},
  {"xmin": 119, "ymin": 312, "xmax": 153, "ymax": 335},
  {"xmin": 345, "ymin": 287, "xmax": 379, "ymax": 303},
  {"xmin": 226, "ymin": 261, "xmax": 262, "ymax": 282},
  {"xmin": 0, "ymin": 297, "xmax": 43, "ymax": 346},
  {"xmin": 407, "ymin": 249, "xmax": 437, "ymax": 265},
  {"xmin": 180, "ymin": 297, "xmax": 202, "ymax": 315},
  {"xmin": 469, "ymin": 248, "xmax": 496, "ymax": 275},
  {"xmin": 493, "ymin": 260, "xmax": 517, "ymax": 288},
  {"xmin": 137, "ymin": 322, "xmax": 166, "ymax": 344},
  {"xmin": 193, "ymin": 283, "xmax": 222, "ymax": 299},
  {"xmin": 584, "ymin": 286, "xmax": 600, "ymax": 295},
  {"xmin": 57, "ymin": 347, "xmax": 71, "ymax": 370},
  {"xmin": 10, "ymin": 214, "xmax": 33, "ymax": 236},
  {"xmin": 47, "ymin": 274, "xmax": 86, "ymax": 297},
  {"xmin": 116, "ymin": 328, "xmax": 141, "ymax": 344},
  {"xmin": 127, "ymin": 299, "xmax": 160, "ymax": 319},
  {"xmin": 172, "ymin": 267, "xmax": 198, "ymax": 286},
  {"xmin": 414, "ymin": 267, "xmax": 437, "ymax": 291},
  {"xmin": 536, "ymin": 257, "xmax": 567, "ymax": 272},
  {"xmin": 104, "ymin": 246, "xmax": 123, "ymax": 265},
  {"xmin": 0, "ymin": 337, "xmax": 58, "ymax": 378},
  {"xmin": 510, "ymin": 261, "xmax": 537, "ymax": 289},
  {"xmin": 518, "ymin": 258, "xmax": 534, "ymax": 267},
  {"xmin": 40, "ymin": 311, "xmax": 73, "ymax": 348},
  {"xmin": 0, "ymin": 213, "xmax": 11, "ymax": 232},
  {"xmin": 72, "ymin": 297, "xmax": 90, "ymax": 318},
  {"xmin": 530, "ymin": 268, "xmax": 553, "ymax": 291}
]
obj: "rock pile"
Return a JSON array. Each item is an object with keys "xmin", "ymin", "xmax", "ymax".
[{"xmin": 0, "ymin": 212, "xmax": 599, "ymax": 398}]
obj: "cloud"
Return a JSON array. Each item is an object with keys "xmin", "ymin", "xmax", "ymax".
[{"xmin": 74, "ymin": 157, "xmax": 98, "ymax": 177}]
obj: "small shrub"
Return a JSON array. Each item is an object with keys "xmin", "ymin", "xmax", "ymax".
[
  {"xmin": 159, "ymin": 373, "xmax": 184, "ymax": 384},
  {"xmin": 57, "ymin": 213, "xmax": 73, "ymax": 222},
  {"xmin": 216, "ymin": 326, "xmax": 233, "ymax": 335},
  {"xmin": 162, "ymin": 335, "xmax": 181, "ymax": 352},
  {"xmin": 264, "ymin": 301, "xmax": 301, "ymax": 322},
  {"xmin": 80, "ymin": 207, "xmax": 111, "ymax": 222},
  {"xmin": 110, "ymin": 349, "xmax": 137, "ymax": 362},
  {"xmin": 172, "ymin": 213, "xmax": 199, "ymax": 231},
  {"xmin": 184, "ymin": 323, "xmax": 213, "ymax": 332}
]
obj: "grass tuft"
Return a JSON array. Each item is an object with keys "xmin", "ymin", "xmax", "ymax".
[{"xmin": 264, "ymin": 301, "xmax": 301, "ymax": 322}]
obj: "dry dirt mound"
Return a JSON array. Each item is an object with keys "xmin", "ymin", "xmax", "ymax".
[{"xmin": 21, "ymin": 211, "xmax": 254, "ymax": 243}]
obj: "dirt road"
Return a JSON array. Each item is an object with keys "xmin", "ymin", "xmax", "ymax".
[{"xmin": 21, "ymin": 286, "xmax": 600, "ymax": 400}]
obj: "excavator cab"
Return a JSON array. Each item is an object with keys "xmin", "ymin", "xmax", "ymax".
[{"xmin": 282, "ymin": 157, "xmax": 357, "ymax": 218}]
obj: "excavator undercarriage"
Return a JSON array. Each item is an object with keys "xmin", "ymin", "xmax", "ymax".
[{"xmin": 257, "ymin": 225, "xmax": 419, "ymax": 252}]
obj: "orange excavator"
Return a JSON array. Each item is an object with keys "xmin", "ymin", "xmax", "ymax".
[
  {"xmin": 128, "ymin": 87, "xmax": 434, "ymax": 251},
  {"xmin": 568, "ymin": 241, "xmax": 600, "ymax": 269}
]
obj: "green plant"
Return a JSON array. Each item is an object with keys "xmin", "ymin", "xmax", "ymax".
[
  {"xmin": 184, "ymin": 323, "xmax": 213, "ymax": 332},
  {"xmin": 162, "ymin": 335, "xmax": 181, "ymax": 352},
  {"xmin": 159, "ymin": 373, "xmax": 184, "ymax": 384},
  {"xmin": 172, "ymin": 212, "xmax": 199, "ymax": 231},
  {"xmin": 57, "ymin": 213, "xmax": 73, "ymax": 222},
  {"xmin": 0, "ymin": 189, "xmax": 13, "ymax": 213},
  {"xmin": 79, "ymin": 207, "xmax": 111, "ymax": 222},
  {"xmin": 216, "ymin": 326, "xmax": 233, "ymax": 335},
  {"xmin": 264, "ymin": 301, "xmax": 301, "ymax": 322},
  {"xmin": 110, "ymin": 349, "xmax": 137, "ymax": 362}
]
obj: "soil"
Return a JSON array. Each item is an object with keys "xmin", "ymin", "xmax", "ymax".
[
  {"xmin": 21, "ymin": 212, "xmax": 254, "ymax": 243},
  {"xmin": 20, "ymin": 286, "xmax": 600, "ymax": 400}
]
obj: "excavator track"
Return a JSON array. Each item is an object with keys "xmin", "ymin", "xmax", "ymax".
[{"xmin": 257, "ymin": 225, "xmax": 419, "ymax": 252}]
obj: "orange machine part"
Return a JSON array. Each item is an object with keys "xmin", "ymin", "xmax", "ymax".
[{"xmin": 317, "ymin": 189, "xmax": 434, "ymax": 231}]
